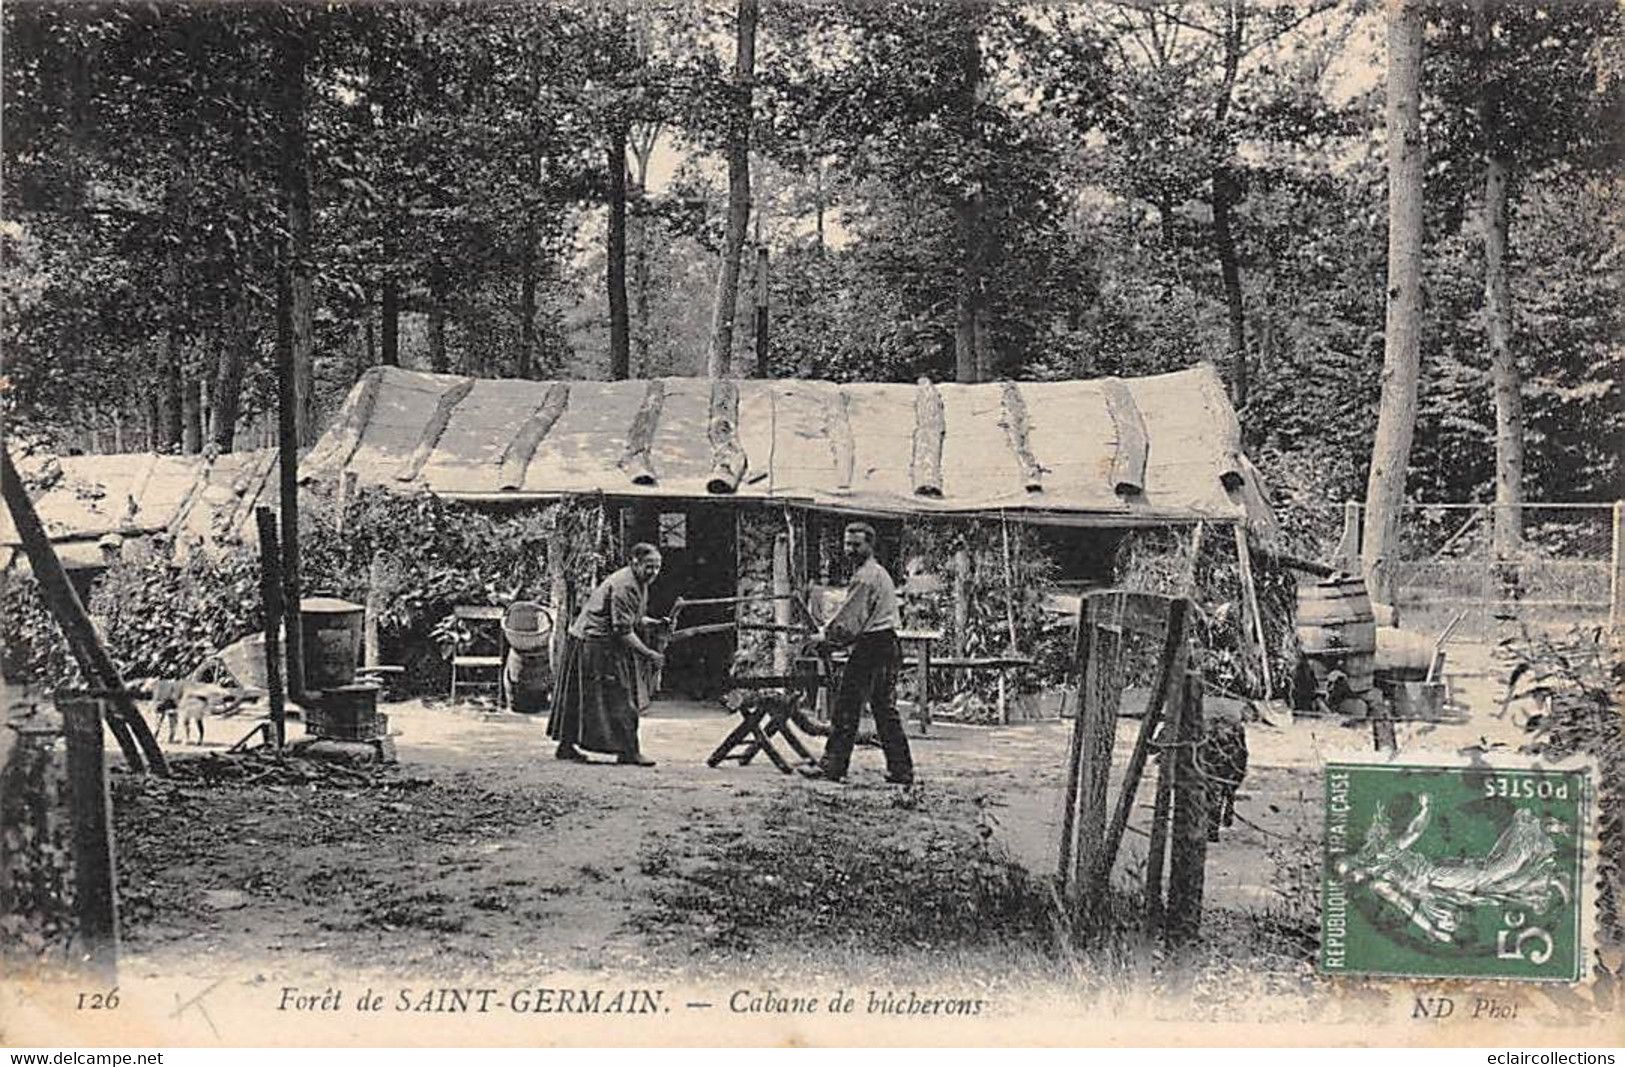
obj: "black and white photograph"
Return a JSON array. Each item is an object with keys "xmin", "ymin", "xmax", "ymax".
[{"xmin": 1, "ymin": 0, "xmax": 1621, "ymax": 1051}]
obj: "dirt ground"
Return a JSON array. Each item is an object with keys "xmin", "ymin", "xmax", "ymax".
[{"xmin": 96, "ymin": 642, "xmax": 1543, "ymax": 1012}]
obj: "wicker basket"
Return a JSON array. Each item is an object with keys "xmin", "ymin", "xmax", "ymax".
[{"xmin": 502, "ymin": 601, "xmax": 554, "ymax": 653}]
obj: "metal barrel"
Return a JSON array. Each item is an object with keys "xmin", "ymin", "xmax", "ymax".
[{"xmin": 300, "ymin": 596, "xmax": 365, "ymax": 690}]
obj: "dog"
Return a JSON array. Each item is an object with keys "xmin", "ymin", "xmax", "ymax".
[{"xmin": 131, "ymin": 677, "xmax": 240, "ymax": 745}]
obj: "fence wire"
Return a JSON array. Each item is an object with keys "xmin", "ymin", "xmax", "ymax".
[{"xmin": 1351, "ymin": 502, "xmax": 1617, "ymax": 643}]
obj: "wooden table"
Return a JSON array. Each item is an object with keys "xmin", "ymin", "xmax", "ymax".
[{"xmin": 799, "ymin": 630, "xmax": 1034, "ymax": 736}]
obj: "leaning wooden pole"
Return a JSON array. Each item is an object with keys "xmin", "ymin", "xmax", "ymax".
[
  {"xmin": 1, "ymin": 450, "xmax": 163, "ymax": 775},
  {"xmin": 1233, "ymin": 522, "xmax": 1274, "ymax": 701}
]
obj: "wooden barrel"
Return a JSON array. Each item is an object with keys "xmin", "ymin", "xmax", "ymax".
[{"xmin": 1296, "ymin": 577, "xmax": 1376, "ymax": 693}]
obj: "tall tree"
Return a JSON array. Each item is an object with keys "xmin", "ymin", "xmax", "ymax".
[
  {"xmin": 607, "ymin": 122, "xmax": 631, "ymax": 379},
  {"xmin": 706, "ymin": 0, "xmax": 757, "ymax": 378},
  {"xmin": 952, "ymin": 5, "xmax": 988, "ymax": 384},
  {"xmin": 1427, "ymin": 0, "xmax": 1622, "ymax": 555},
  {"xmin": 1362, "ymin": 0, "xmax": 1427, "ymax": 604},
  {"xmin": 278, "ymin": 16, "xmax": 316, "ymax": 444}
]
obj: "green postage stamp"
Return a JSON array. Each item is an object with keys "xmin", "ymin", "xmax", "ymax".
[{"xmin": 1320, "ymin": 759, "xmax": 1591, "ymax": 982}]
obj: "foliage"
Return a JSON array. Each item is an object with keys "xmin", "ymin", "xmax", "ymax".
[
  {"xmin": 0, "ymin": 486, "xmax": 618, "ymax": 694},
  {"xmin": 1510, "ymin": 629, "xmax": 1625, "ymax": 959},
  {"xmin": 1113, "ymin": 524, "xmax": 1299, "ymax": 702},
  {"xmin": 0, "ymin": 572, "xmax": 82, "ymax": 688},
  {"xmin": 898, "ymin": 515, "xmax": 1069, "ymax": 719},
  {"xmin": 2, "ymin": 0, "xmax": 1622, "ymax": 541}
]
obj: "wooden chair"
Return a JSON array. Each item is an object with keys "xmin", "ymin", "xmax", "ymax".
[{"xmin": 449, "ymin": 605, "xmax": 506, "ymax": 705}]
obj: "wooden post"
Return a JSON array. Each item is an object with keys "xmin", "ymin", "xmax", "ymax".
[
  {"xmin": 1335, "ymin": 501, "xmax": 1362, "ymax": 572},
  {"xmin": 1143, "ymin": 727, "xmax": 1176, "ymax": 930},
  {"xmin": 1233, "ymin": 522, "xmax": 1274, "ymax": 701},
  {"xmin": 1065, "ymin": 593, "xmax": 1123, "ymax": 922},
  {"xmin": 999, "ymin": 514, "xmax": 1018, "ymax": 726},
  {"xmin": 363, "ymin": 553, "xmax": 385, "ymax": 668},
  {"xmin": 59, "ymin": 695, "xmax": 119, "ymax": 979},
  {"xmin": 1, "ymin": 450, "xmax": 163, "ymax": 775},
  {"xmin": 951, "ymin": 546, "xmax": 971, "ymax": 656},
  {"xmin": 548, "ymin": 518, "xmax": 570, "ymax": 677},
  {"xmin": 915, "ymin": 640, "xmax": 932, "ymax": 736},
  {"xmin": 1056, "ymin": 597, "xmax": 1091, "ymax": 888},
  {"xmin": 1369, "ymin": 691, "xmax": 1397, "ymax": 754},
  {"xmin": 1166, "ymin": 668, "xmax": 1208, "ymax": 945},
  {"xmin": 772, "ymin": 534, "xmax": 791, "ymax": 675},
  {"xmin": 256, "ymin": 508, "xmax": 288, "ymax": 750},
  {"xmin": 1609, "ymin": 500, "xmax": 1624, "ymax": 641}
]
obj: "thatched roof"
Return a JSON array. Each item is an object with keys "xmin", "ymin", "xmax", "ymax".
[{"xmin": 301, "ymin": 363, "xmax": 1278, "ymax": 533}]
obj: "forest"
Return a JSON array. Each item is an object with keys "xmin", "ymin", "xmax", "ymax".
[{"xmin": 2, "ymin": 0, "xmax": 1621, "ymax": 552}]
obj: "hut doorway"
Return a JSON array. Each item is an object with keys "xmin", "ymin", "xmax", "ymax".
[{"xmin": 625, "ymin": 501, "xmax": 737, "ymax": 700}]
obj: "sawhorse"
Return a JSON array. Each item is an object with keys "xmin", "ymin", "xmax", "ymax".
[{"xmin": 706, "ymin": 674, "xmax": 823, "ymax": 774}]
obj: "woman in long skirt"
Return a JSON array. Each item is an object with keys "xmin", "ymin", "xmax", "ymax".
[{"xmin": 547, "ymin": 544, "xmax": 665, "ymax": 766}]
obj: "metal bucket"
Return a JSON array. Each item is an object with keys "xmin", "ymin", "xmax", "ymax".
[
  {"xmin": 300, "ymin": 597, "xmax": 364, "ymax": 690},
  {"xmin": 1387, "ymin": 680, "xmax": 1445, "ymax": 722},
  {"xmin": 1296, "ymin": 577, "xmax": 1376, "ymax": 694},
  {"xmin": 1376, "ymin": 627, "xmax": 1437, "ymax": 680}
]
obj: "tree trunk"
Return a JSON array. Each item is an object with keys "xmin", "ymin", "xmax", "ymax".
[
  {"xmin": 629, "ymin": 127, "xmax": 658, "ymax": 375},
  {"xmin": 952, "ymin": 12, "xmax": 986, "ymax": 384},
  {"xmin": 428, "ymin": 274, "xmax": 448, "ymax": 372},
  {"xmin": 1212, "ymin": 164, "xmax": 1248, "ymax": 409},
  {"xmin": 607, "ymin": 125, "xmax": 631, "ymax": 380},
  {"xmin": 954, "ymin": 226, "xmax": 978, "ymax": 385},
  {"xmin": 1211, "ymin": 0, "xmax": 1248, "ymax": 409},
  {"xmin": 814, "ymin": 162, "xmax": 826, "ymax": 257},
  {"xmin": 1361, "ymin": 0, "xmax": 1427, "ymax": 605},
  {"xmin": 706, "ymin": 0, "xmax": 758, "ymax": 378},
  {"xmin": 753, "ymin": 243, "xmax": 769, "ymax": 378},
  {"xmin": 428, "ymin": 309, "xmax": 447, "ymax": 372},
  {"xmin": 519, "ymin": 222, "xmax": 538, "ymax": 380},
  {"xmin": 381, "ymin": 282, "xmax": 399, "ymax": 366},
  {"xmin": 280, "ymin": 25, "xmax": 316, "ymax": 445},
  {"xmin": 1484, "ymin": 153, "xmax": 1523, "ymax": 559},
  {"xmin": 181, "ymin": 372, "xmax": 202, "ymax": 454},
  {"xmin": 158, "ymin": 248, "xmax": 185, "ymax": 450},
  {"xmin": 372, "ymin": 33, "xmax": 400, "ymax": 369},
  {"xmin": 211, "ymin": 286, "xmax": 249, "ymax": 451}
]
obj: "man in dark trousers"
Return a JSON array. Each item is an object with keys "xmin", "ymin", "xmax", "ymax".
[{"xmin": 801, "ymin": 521, "xmax": 914, "ymax": 785}]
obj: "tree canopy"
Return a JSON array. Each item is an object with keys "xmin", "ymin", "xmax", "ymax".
[{"xmin": 3, "ymin": 0, "xmax": 1620, "ymax": 552}]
